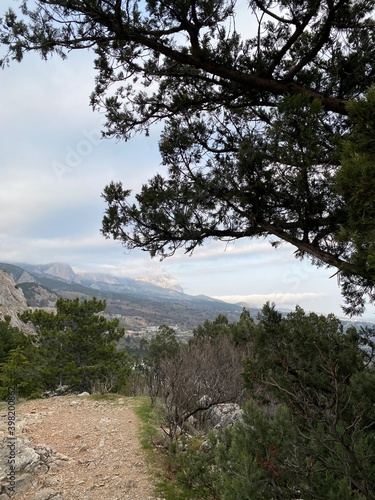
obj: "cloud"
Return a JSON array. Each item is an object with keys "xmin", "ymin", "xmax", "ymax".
[
  {"xmin": 1, "ymin": 0, "xmax": 373, "ymax": 322},
  {"xmin": 214, "ymin": 292, "xmax": 325, "ymax": 305},
  {"xmin": 168, "ymin": 239, "xmax": 274, "ymax": 261},
  {"xmin": 161, "ymin": 240, "xmax": 296, "ymax": 278}
]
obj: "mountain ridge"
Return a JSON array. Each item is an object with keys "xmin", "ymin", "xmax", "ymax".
[
  {"xmin": 0, "ymin": 262, "xmax": 373, "ymax": 332},
  {"xmin": 0, "ymin": 262, "xmax": 245, "ymax": 329},
  {"xmin": 16, "ymin": 262, "xmax": 183, "ymax": 293}
]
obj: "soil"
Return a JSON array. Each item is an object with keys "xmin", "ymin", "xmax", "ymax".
[{"xmin": 12, "ymin": 395, "xmax": 160, "ymax": 500}]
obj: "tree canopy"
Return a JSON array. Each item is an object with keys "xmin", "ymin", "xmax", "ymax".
[
  {"xmin": 221, "ymin": 304, "xmax": 375, "ymax": 498},
  {"xmin": 20, "ymin": 297, "xmax": 129, "ymax": 393},
  {"xmin": 130, "ymin": 306, "xmax": 375, "ymax": 498},
  {"xmin": 1, "ymin": 0, "xmax": 375, "ymax": 313},
  {"xmin": 0, "ymin": 316, "xmax": 41, "ymax": 398}
]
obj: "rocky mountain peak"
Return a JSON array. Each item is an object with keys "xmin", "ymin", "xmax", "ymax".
[
  {"xmin": 44, "ymin": 262, "xmax": 76, "ymax": 282},
  {"xmin": 135, "ymin": 271, "xmax": 184, "ymax": 293}
]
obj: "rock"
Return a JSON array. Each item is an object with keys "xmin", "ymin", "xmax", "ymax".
[
  {"xmin": 69, "ymin": 401, "xmax": 81, "ymax": 407},
  {"xmin": 207, "ymin": 403, "xmax": 243, "ymax": 429},
  {"xmin": 34, "ymin": 487, "xmax": 61, "ymax": 500},
  {"xmin": 34, "ymin": 444, "xmax": 53, "ymax": 460},
  {"xmin": 198, "ymin": 395, "xmax": 212, "ymax": 407},
  {"xmin": 42, "ymin": 385, "xmax": 71, "ymax": 398},
  {"xmin": 78, "ymin": 392, "xmax": 90, "ymax": 397},
  {"xmin": 15, "ymin": 442, "xmax": 40, "ymax": 472},
  {"xmin": 44, "ymin": 477, "xmax": 61, "ymax": 487},
  {"xmin": 186, "ymin": 415, "xmax": 197, "ymax": 426},
  {"xmin": 126, "ymin": 479, "xmax": 137, "ymax": 489},
  {"xmin": 199, "ymin": 440, "xmax": 212, "ymax": 452},
  {"xmin": 12, "ymin": 472, "xmax": 32, "ymax": 493},
  {"xmin": 44, "ymin": 263, "xmax": 76, "ymax": 283},
  {"xmin": 0, "ymin": 270, "xmax": 34, "ymax": 332},
  {"xmin": 0, "ymin": 433, "xmax": 70, "ymax": 497}
]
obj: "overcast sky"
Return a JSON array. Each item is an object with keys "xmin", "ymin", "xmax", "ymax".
[{"xmin": 1, "ymin": 2, "xmax": 373, "ymax": 320}]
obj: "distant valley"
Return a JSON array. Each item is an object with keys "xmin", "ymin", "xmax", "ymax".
[
  {"xmin": 1, "ymin": 262, "xmax": 372, "ymax": 336},
  {"xmin": 0, "ymin": 261, "xmax": 248, "ymax": 331}
]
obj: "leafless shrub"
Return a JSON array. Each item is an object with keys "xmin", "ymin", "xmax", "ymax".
[{"xmin": 157, "ymin": 335, "xmax": 250, "ymax": 440}]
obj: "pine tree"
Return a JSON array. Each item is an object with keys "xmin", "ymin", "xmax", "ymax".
[
  {"xmin": 215, "ymin": 304, "xmax": 375, "ymax": 499},
  {"xmin": 20, "ymin": 297, "xmax": 130, "ymax": 393},
  {"xmin": 0, "ymin": 317, "xmax": 41, "ymax": 398}
]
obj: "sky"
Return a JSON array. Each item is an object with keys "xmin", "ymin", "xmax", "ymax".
[{"xmin": 0, "ymin": 2, "xmax": 373, "ymax": 320}]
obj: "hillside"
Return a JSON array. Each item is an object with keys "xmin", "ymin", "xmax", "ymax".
[
  {"xmin": 0, "ymin": 262, "xmax": 245, "ymax": 329},
  {"xmin": 0, "ymin": 270, "xmax": 34, "ymax": 333}
]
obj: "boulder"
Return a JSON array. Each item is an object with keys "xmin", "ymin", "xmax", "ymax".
[
  {"xmin": 0, "ymin": 436, "xmax": 70, "ymax": 496},
  {"xmin": 207, "ymin": 403, "xmax": 243, "ymax": 429}
]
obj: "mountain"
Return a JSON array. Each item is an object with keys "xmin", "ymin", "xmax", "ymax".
[
  {"xmin": 1, "ymin": 262, "xmax": 373, "ymax": 333},
  {"xmin": 134, "ymin": 270, "xmax": 183, "ymax": 293},
  {"xmin": 19, "ymin": 262, "xmax": 76, "ymax": 283},
  {"xmin": 0, "ymin": 262, "xmax": 244, "ymax": 329},
  {"xmin": 17, "ymin": 262, "xmax": 185, "ymax": 298}
]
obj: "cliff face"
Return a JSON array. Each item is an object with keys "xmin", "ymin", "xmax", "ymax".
[
  {"xmin": 0, "ymin": 270, "xmax": 31, "ymax": 332},
  {"xmin": 43, "ymin": 262, "xmax": 76, "ymax": 282}
]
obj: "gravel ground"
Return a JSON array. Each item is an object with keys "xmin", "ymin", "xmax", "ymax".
[{"xmin": 9, "ymin": 395, "xmax": 158, "ymax": 500}]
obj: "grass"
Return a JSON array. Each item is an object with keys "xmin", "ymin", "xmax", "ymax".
[
  {"xmin": 130, "ymin": 396, "xmax": 214, "ymax": 500},
  {"xmin": 88, "ymin": 392, "xmax": 120, "ymax": 401},
  {"xmin": 129, "ymin": 397, "xmax": 185, "ymax": 498},
  {"xmin": 130, "ymin": 396, "xmax": 160, "ymax": 450}
]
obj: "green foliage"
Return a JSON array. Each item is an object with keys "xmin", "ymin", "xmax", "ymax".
[
  {"xmin": 0, "ymin": 347, "xmax": 42, "ymax": 399},
  {"xmin": 20, "ymin": 297, "xmax": 130, "ymax": 393},
  {"xmin": 148, "ymin": 304, "xmax": 375, "ymax": 498},
  {"xmin": 231, "ymin": 309, "xmax": 257, "ymax": 346},
  {"xmin": 136, "ymin": 315, "xmax": 251, "ymax": 444},
  {"xmin": 216, "ymin": 402, "xmax": 299, "ymax": 500},
  {"xmin": 193, "ymin": 309, "xmax": 256, "ymax": 345},
  {"xmin": 0, "ymin": 318, "xmax": 41, "ymax": 399},
  {"xmin": 141, "ymin": 325, "xmax": 180, "ymax": 365},
  {"xmin": 1, "ymin": 1, "xmax": 375, "ymax": 313},
  {"xmin": 231, "ymin": 303, "xmax": 375, "ymax": 499},
  {"xmin": 173, "ymin": 440, "xmax": 219, "ymax": 499},
  {"xmin": 0, "ymin": 316, "xmax": 31, "ymax": 363},
  {"xmin": 215, "ymin": 395, "xmax": 375, "ymax": 499},
  {"xmin": 193, "ymin": 314, "xmax": 231, "ymax": 340},
  {"xmin": 131, "ymin": 396, "xmax": 187, "ymax": 500},
  {"xmin": 336, "ymin": 87, "xmax": 375, "ymax": 314}
]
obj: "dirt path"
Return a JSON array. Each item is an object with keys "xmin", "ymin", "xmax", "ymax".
[{"xmin": 10, "ymin": 395, "xmax": 159, "ymax": 500}]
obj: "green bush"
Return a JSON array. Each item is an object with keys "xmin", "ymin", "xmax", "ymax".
[{"xmin": 0, "ymin": 318, "xmax": 41, "ymax": 399}]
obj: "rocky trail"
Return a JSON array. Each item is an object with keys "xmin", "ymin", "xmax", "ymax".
[{"xmin": 0, "ymin": 395, "xmax": 160, "ymax": 500}]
